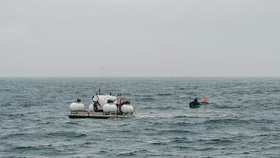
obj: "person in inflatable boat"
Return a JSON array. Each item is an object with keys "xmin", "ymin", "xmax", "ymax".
[
  {"xmin": 202, "ymin": 97, "xmax": 209, "ymax": 104},
  {"xmin": 189, "ymin": 98, "xmax": 201, "ymax": 108}
]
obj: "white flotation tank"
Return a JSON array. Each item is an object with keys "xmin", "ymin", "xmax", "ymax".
[
  {"xmin": 121, "ymin": 104, "xmax": 134, "ymax": 113},
  {"xmin": 70, "ymin": 102, "xmax": 85, "ymax": 111},
  {"xmin": 89, "ymin": 104, "xmax": 94, "ymax": 112},
  {"xmin": 103, "ymin": 103, "xmax": 117, "ymax": 113}
]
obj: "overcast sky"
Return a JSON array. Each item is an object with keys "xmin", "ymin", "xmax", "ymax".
[{"xmin": 1, "ymin": 0, "xmax": 280, "ymax": 77}]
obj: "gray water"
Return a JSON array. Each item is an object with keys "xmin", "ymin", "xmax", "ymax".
[{"xmin": 1, "ymin": 77, "xmax": 280, "ymax": 158}]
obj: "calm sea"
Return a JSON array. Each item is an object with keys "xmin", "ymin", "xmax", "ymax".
[{"xmin": 1, "ymin": 77, "xmax": 280, "ymax": 158}]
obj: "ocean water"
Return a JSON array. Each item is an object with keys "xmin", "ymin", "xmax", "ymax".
[{"xmin": 1, "ymin": 77, "xmax": 280, "ymax": 158}]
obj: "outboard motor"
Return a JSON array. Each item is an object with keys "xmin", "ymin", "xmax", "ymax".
[
  {"xmin": 189, "ymin": 99, "xmax": 200, "ymax": 108},
  {"xmin": 189, "ymin": 102, "xmax": 195, "ymax": 108}
]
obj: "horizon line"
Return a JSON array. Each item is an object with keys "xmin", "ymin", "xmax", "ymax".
[{"xmin": 1, "ymin": 76, "xmax": 280, "ymax": 78}]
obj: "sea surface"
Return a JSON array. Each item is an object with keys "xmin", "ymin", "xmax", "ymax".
[{"xmin": 1, "ymin": 77, "xmax": 280, "ymax": 158}]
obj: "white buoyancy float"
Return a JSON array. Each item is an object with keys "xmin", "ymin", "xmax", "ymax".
[
  {"xmin": 121, "ymin": 104, "xmax": 134, "ymax": 113},
  {"xmin": 70, "ymin": 99, "xmax": 85, "ymax": 111},
  {"xmin": 89, "ymin": 104, "xmax": 94, "ymax": 112},
  {"xmin": 103, "ymin": 103, "xmax": 117, "ymax": 113}
]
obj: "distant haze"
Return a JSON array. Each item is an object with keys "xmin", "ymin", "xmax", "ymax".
[{"xmin": 1, "ymin": 0, "xmax": 280, "ymax": 77}]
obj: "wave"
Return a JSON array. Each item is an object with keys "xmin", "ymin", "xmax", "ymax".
[
  {"xmin": 172, "ymin": 121, "xmax": 192, "ymax": 126},
  {"xmin": 169, "ymin": 138, "xmax": 194, "ymax": 144},
  {"xmin": 0, "ymin": 102, "xmax": 12, "ymax": 107},
  {"xmin": 173, "ymin": 115, "xmax": 205, "ymax": 119},
  {"xmin": 13, "ymin": 145, "xmax": 52, "ymax": 151},
  {"xmin": 136, "ymin": 97, "xmax": 156, "ymax": 102},
  {"xmin": 1, "ymin": 77, "xmax": 280, "ymax": 158},
  {"xmin": 1, "ymin": 113, "xmax": 25, "ymax": 117},
  {"xmin": 46, "ymin": 131, "xmax": 87, "ymax": 138},
  {"xmin": 157, "ymin": 93, "xmax": 173, "ymax": 96},
  {"xmin": 200, "ymin": 138, "xmax": 236, "ymax": 145},
  {"xmin": 214, "ymin": 105, "xmax": 242, "ymax": 109},
  {"xmin": 203, "ymin": 118, "xmax": 240, "ymax": 124},
  {"xmin": 203, "ymin": 118, "xmax": 276, "ymax": 125},
  {"xmin": 1, "ymin": 133, "xmax": 28, "ymax": 140},
  {"xmin": 116, "ymin": 149, "xmax": 150, "ymax": 157}
]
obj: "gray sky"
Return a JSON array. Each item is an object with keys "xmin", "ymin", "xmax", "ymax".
[{"xmin": 1, "ymin": 0, "xmax": 280, "ymax": 77}]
